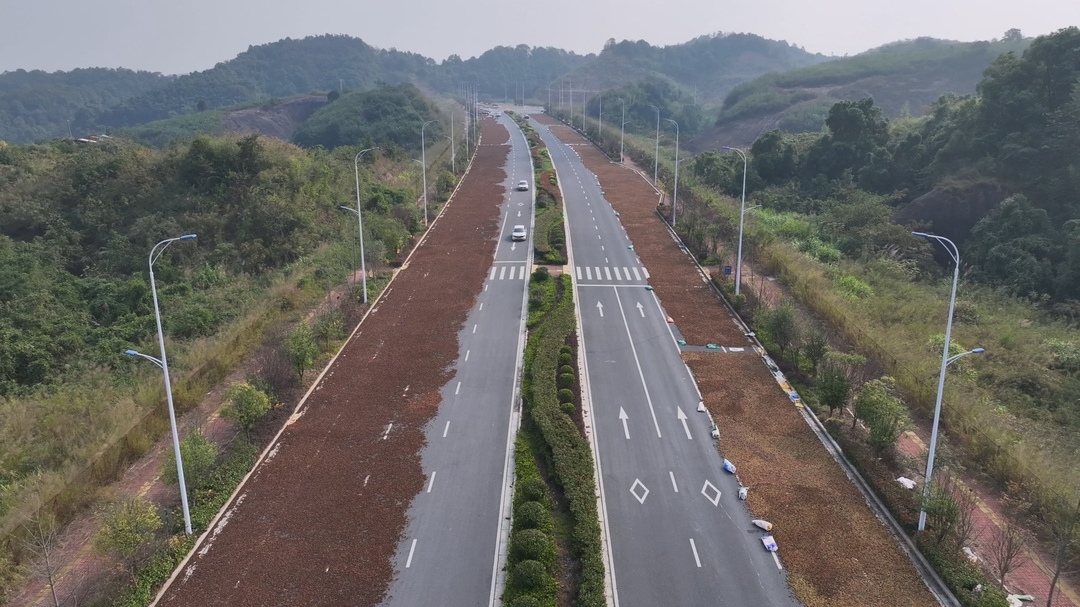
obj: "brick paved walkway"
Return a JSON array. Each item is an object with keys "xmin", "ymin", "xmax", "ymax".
[{"xmin": 898, "ymin": 431, "xmax": 1079, "ymax": 606}]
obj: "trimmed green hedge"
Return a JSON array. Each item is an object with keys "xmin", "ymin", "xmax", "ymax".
[{"xmin": 521, "ymin": 274, "xmax": 605, "ymax": 607}]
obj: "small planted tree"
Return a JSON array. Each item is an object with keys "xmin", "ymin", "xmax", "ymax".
[
  {"xmin": 816, "ymin": 355, "xmax": 851, "ymax": 418},
  {"xmin": 22, "ymin": 513, "xmax": 62, "ymax": 607},
  {"xmin": 94, "ymin": 498, "xmax": 162, "ymax": 582},
  {"xmin": 222, "ymin": 382, "xmax": 273, "ymax": 436},
  {"xmin": 988, "ymin": 518, "xmax": 1031, "ymax": 590},
  {"xmin": 162, "ymin": 429, "xmax": 219, "ymax": 493},
  {"xmin": 286, "ymin": 322, "xmax": 319, "ymax": 381},
  {"xmin": 853, "ymin": 376, "xmax": 910, "ymax": 454}
]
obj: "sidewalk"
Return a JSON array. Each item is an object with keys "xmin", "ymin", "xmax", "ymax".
[{"xmin": 898, "ymin": 431, "xmax": 1079, "ymax": 606}]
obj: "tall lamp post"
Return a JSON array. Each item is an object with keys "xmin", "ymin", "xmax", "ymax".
[
  {"xmin": 648, "ymin": 104, "xmax": 660, "ymax": 184},
  {"xmin": 664, "ymin": 118, "xmax": 679, "ymax": 225},
  {"xmin": 421, "ymin": 120, "xmax": 435, "ymax": 226},
  {"xmin": 140, "ymin": 233, "xmax": 197, "ymax": 535},
  {"xmin": 445, "ymin": 136, "xmax": 455, "ymax": 174},
  {"xmin": 721, "ymin": 146, "xmax": 749, "ymax": 295},
  {"xmin": 597, "ymin": 93, "xmax": 603, "ymax": 143},
  {"xmin": 617, "ymin": 98, "xmax": 626, "ymax": 163},
  {"xmin": 913, "ymin": 231, "xmax": 979, "ymax": 532},
  {"xmin": 344, "ymin": 146, "xmax": 380, "ymax": 304}
]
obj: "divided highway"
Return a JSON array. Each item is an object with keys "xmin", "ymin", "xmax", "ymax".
[
  {"xmin": 530, "ymin": 115, "xmax": 799, "ymax": 607},
  {"xmin": 381, "ymin": 113, "xmax": 534, "ymax": 606}
]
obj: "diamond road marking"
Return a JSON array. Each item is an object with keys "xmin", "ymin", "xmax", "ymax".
[
  {"xmin": 630, "ymin": 479, "xmax": 650, "ymax": 504},
  {"xmin": 701, "ymin": 480, "xmax": 721, "ymax": 506}
]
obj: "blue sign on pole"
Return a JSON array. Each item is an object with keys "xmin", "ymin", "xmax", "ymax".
[{"xmin": 723, "ymin": 266, "xmax": 733, "ymax": 275}]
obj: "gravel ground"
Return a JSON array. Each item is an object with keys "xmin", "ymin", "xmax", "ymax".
[
  {"xmin": 531, "ymin": 114, "xmax": 937, "ymax": 606},
  {"xmin": 157, "ymin": 120, "xmax": 512, "ymax": 607}
]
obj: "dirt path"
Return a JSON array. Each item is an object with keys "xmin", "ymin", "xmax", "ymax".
[
  {"xmin": 154, "ymin": 119, "xmax": 511, "ymax": 606},
  {"xmin": 534, "ymin": 113, "xmax": 937, "ymax": 606}
]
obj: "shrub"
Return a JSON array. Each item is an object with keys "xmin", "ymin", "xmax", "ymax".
[
  {"xmin": 558, "ymin": 352, "xmax": 572, "ymax": 366},
  {"xmin": 162, "ymin": 429, "xmax": 219, "ymax": 493},
  {"xmin": 560, "ymin": 402, "xmax": 576, "ymax": 415},
  {"xmin": 516, "ymin": 477, "xmax": 547, "ymax": 503},
  {"xmin": 94, "ymin": 498, "xmax": 162, "ymax": 582},
  {"xmin": 558, "ymin": 373, "xmax": 576, "ymax": 388},
  {"xmin": 510, "ymin": 528, "xmax": 557, "ymax": 568},
  {"xmin": 507, "ymin": 596, "xmax": 543, "ymax": 607},
  {"xmin": 285, "ymin": 322, "xmax": 319, "ymax": 380},
  {"xmin": 514, "ymin": 501, "xmax": 553, "ymax": 532},
  {"xmin": 532, "ymin": 267, "xmax": 550, "ymax": 282},
  {"xmin": 560, "ymin": 345, "xmax": 572, "ymax": 356},
  {"xmin": 511, "ymin": 560, "xmax": 555, "ymax": 593},
  {"xmin": 221, "ymin": 382, "xmax": 272, "ymax": 435},
  {"xmin": 558, "ymin": 365, "xmax": 575, "ymax": 376},
  {"xmin": 557, "ymin": 388, "xmax": 575, "ymax": 403}
]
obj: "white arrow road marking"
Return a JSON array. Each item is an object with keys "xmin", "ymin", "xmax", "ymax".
[
  {"xmin": 517, "ymin": 210, "xmax": 521, "ymax": 217},
  {"xmin": 669, "ymin": 471, "xmax": 679, "ymax": 492},
  {"xmin": 689, "ymin": 538, "xmax": 702, "ymax": 567},
  {"xmin": 677, "ymin": 407, "xmax": 693, "ymax": 440},
  {"xmin": 630, "ymin": 479, "xmax": 650, "ymax": 504},
  {"xmin": 701, "ymin": 480, "xmax": 721, "ymax": 506},
  {"xmin": 596, "ymin": 301, "xmax": 604, "ymax": 317},
  {"xmin": 636, "ymin": 302, "xmax": 645, "ymax": 317},
  {"xmin": 619, "ymin": 407, "xmax": 630, "ymax": 439},
  {"xmin": 511, "ymin": 242, "xmax": 516, "ymax": 251}
]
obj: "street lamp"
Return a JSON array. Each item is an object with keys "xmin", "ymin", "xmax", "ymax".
[
  {"xmin": 343, "ymin": 146, "xmax": 379, "ymax": 304},
  {"xmin": 721, "ymin": 146, "xmax": 749, "ymax": 296},
  {"xmin": 141, "ymin": 233, "xmax": 197, "ymax": 535},
  {"xmin": 664, "ymin": 119, "xmax": 679, "ymax": 226},
  {"xmin": 913, "ymin": 232, "xmax": 975, "ymax": 532},
  {"xmin": 617, "ymin": 98, "xmax": 626, "ymax": 163},
  {"xmin": 421, "ymin": 120, "xmax": 435, "ymax": 226},
  {"xmin": 648, "ymin": 104, "xmax": 660, "ymax": 184},
  {"xmin": 598, "ymin": 93, "xmax": 603, "ymax": 143}
]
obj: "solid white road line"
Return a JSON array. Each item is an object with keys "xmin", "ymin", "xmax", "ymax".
[
  {"xmin": 604, "ymin": 267, "xmax": 612, "ymax": 280},
  {"xmin": 632, "ymin": 267, "xmax": 641, "ymax": 280},
  {"xmin": 669, "ymin": 471, "xmax": 679, "ymax": 493},
  {"xmin": 499, "ymin": 266, "xmax": 506, "ymax": 279},
  {"xmin": 586, "ymin": 267, "xmax": 592, "ymax": 280},
  {"xmin": 382, "ymin": 423, "xmax": 392, "ymax": 440},
  {"xmin": 613, "ymin": 267, "xmax": 622, "ymax": 280},
  {"xmin": 405, "ymin": 539, "xmax": 417, "ymax": 568},
  {"xmin": 490, "ymin": 267, "xmax": 496, "ymax": 280},
  {"xmin": 623, "ymin": 267, "xmax": 631, "ymax": 280},
  {"xmin": 613, "ymin": 287, "xmax": 662, "ymax": 438},
  {"xmin": 689, "ymin": 538, "xmax": 702, "ymax": 568},
  {"xmin": 577, "ymin": 266, "xmax": 582, "ymax": 280},
  {"xmin": 426, "ymin": 471, "xmax": 436, "ymax": 493},
  {"xmin": 772, "ymin": 552, "xmax": 783, "ymax": 570}
]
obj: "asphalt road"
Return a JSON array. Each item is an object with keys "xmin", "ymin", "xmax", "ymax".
[
  {"xmin": 380, "ymin": 113, "xmax": 534, "ymax": 607},
  {"xmin": 530, "ymin": 116, "xmax": 800, "ymax": 607}
]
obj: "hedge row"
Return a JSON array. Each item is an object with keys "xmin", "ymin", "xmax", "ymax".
[
  {"xmin": 504, "ymin": 432, "xmax": 559, "ymax": 607},
  {"xmin": 521, "ymin": 274, "xmax": 605, "ymax": 607}
]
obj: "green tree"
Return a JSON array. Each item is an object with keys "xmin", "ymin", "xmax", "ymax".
[
  {"xmin": 758, "ymin": 301, "xmax": 799, "ymax": 357},
  {"xmin": 816, "ymin": 351, "xmax": 856, "ymax": 417},
  {"xmin": 162, "ymin": 429, "xmax": 219, "ymax": 493},
  {"xmin": 221, "ymin": 382, "xmax": 273, "ymax": 435},
  {"xmin": 94, "ymin": 498, "xmax": 162, "ymax": 582},
  {"xmin": 853, "ymin": 376, "xmax": 910, "ymax": 454},
  {"xmin": 285, "ymin": 322, "xmax": 319, "ymax": 380}
]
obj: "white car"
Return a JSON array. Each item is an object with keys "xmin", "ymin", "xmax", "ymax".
[
  {"xmin": 511, "ymin": 225, "xmax": 527, "ymax": 242},
  {"xmin": 516, "ymin": 180, "xmax": 530, "ymax": 191}
]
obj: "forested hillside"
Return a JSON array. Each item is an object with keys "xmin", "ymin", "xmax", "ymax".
[
  {"xmin": 0, "ymin": 68, "xmax": 169, "ymax": 142},
  {"xmin": 689, "ymin": 33, "xmax": 1030, "ymax": 149},
  {"xmin": 684, "ymin": 26, "xmax": 1080, "ymax": 425},
  {"xmin": 293, "ymin": 84, "xmax": 445, "ymax": 151},
  {"xmin": 563, "ymin": 33, "xmax": 828, "ymax": 107}
]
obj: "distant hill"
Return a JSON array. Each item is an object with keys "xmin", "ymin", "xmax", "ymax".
[
  {"xmin": 687, "ymin": 36, "xmax": 1031, "ymax": 151},
  {"xmin": 0, "ymin": 68, "xmax": 169, "ymax": 142},
  {"xmin": 118, "ymin": 95, "xmax": 329, "ymax": 147},
  {"xmin": 560, "ymin": 33, "xmax": 829, "ymax": 106},
  {"xmin": 96, "ymin": 35, "xmax": 434, "ymax": 130}
]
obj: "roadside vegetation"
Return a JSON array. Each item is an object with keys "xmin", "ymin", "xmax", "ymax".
[
  {"xmin": 0, "ymin": 102, "xmax": 459, "ymax": 600},
  {"xmin": 518, "ymin": 270, "xmax": 604, "ymax": 607}
]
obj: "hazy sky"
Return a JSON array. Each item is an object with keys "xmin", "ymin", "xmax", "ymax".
[{"xmin": 2, "ymin": 0, "xmax": 1078, "ymax": 75}]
